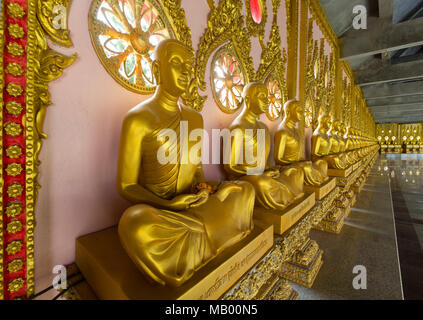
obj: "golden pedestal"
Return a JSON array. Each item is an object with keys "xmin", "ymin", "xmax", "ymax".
[
  {"xmin": 254, "ymin": 192, "xmax": 315, "ymax": 235},
  {"xmin": 304, "ymin": 177, "xmax": 336, "ymax": 201},
  {"xmin": 353, "ymin": 160, "xmax": 362, "ymax": 171},
  {"xmin": 251, "ymin": 274, "xmax": 299, "ymax": 300},
  {"xmin": 75, "ymin": 225, "xmax": 273, "ymax": 300},
  {"xmin": 280, "ymin": 239, "xmax": 323, "ymax": 288},
  {"xmin": 327, "ymin": 166, "xmax": 353, "ymax": 178},
  {"xmin": 314, "ymin": 206, "xmax": 345, "ymax": 234}
]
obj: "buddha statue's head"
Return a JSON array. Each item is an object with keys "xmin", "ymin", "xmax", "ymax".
[
  {"xmin": 242, "ymin": 82, "xmax": 269, "ymax": 115},
  {"xmin": 283, "ymin": 100, "xmax": 303, "ymax": 124},
  {"xmin": 152, "ymin": 39, "xmax": 193, "ymax": 97},
  {"xmin": 317, "ymin": 112, "xmax": 331, "ymax": 132}
]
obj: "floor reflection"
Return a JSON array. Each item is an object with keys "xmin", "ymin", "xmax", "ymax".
[{"xmin": 378, "ymin": 154, "xmax": 423, "ymax": 300}]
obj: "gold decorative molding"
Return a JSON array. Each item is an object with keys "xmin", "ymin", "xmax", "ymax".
[{"xmin": 195, "ymin": 0, "xmax": 255, "ymax": 112}]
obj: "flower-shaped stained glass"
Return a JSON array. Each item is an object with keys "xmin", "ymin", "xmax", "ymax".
[
  {"xmin": 89, "ymin": 0, "xmax": 174, "ymax": 94},
  {"xmin": 305, "ymin": 98, "xmax": 313, "ymax": 128},
  {"xmin": 211, "ymin": 49, "xmax": 245, "ymax": 113},
  {"xmin": 265, "ymin": 77, "xmax": 283, "ymax": 120}
]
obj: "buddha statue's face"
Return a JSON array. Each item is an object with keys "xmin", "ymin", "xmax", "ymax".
[
  {"xmin": 284, "ymin": 101, "xmax": 302, "ymax": 123},
  {"xmin": 245, "ymin": 83, "xmax": 269, "ymax": 114},
  {"xmin": 154, "ymin": 40, "xmax": 193, "ymax": 97}
]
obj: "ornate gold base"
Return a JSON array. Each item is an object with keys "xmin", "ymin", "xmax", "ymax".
[
  {"xmin": 265, "ymin": 276, "xmax": 299, "ymax": 300},
  {"xmin": 314, "ymin": 205, "xmax": 346, "ymax": 234},
  {"xmin": 75, "ymin": 224, "xmax": 273, "ymax": 300},
  {"xmin": 280, "ymin": 239, "xmax": 323, "ymax": 288},
  {"xmin": 304, "ymin": 177, "xmax": 336, "ymax": 200},
  {"xmin": 328, "ymin": 166, "xmax": 353, "ymax": 178},
  {"xmin": 254, "ymin": 192, "xmax": 315, "ymax": 235},
  {"xmin": 353, "ymin": 160, "xmax": 362, "ymax": 171}
]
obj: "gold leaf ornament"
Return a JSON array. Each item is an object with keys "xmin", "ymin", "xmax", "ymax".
[
  {"xmin": 7, "ymin": 220, "xmax": 23, "ymax": 235},
  {"xmin": 6, "ymin": 101, "xmax": 24, "ymax": 116},
  {"xmin": 6, "ymin": 241, "xmax": 23, "ymax": 255},
  {"xmin": 7, "ymin": 183, "xmax": 24, "ymax": 198},
  {"xmin": 7, "ymin": 42, "xmax": 25, "ymax": 57},
  {"xmin": 6, "ymin": 145, "xmax": 23, "ymax": 159},
  {"xmin": 6, "ymin": 62, "xmax": 25, "ymax": 77},
  {"xmin": 8, "ymin": 278, "xmax": 25, "ymax": 294},
  {"xmin": 5, "ymin": 202, "xmax": 24, "ymax": 218},
  {"xmin": 7, "ymin": 3, "xmax": 26, "ymax": 19},
  {"xmin": 4, "ymin": 122, "xmax": 23, "ymax": 137},
  {"xmin": 6, "ymin": 163, "xmax": 24, "ymax": 177},
  {"xmin": 8, "ymin": 23, "xmax": 25, "ymax": 39},
  {"xmin": 7, "ymin": 259, "xmax": 24, "ymax": 274},
  {"xmin": 6, "ymin": 83, "xmax": 24, "ymax": 97}
]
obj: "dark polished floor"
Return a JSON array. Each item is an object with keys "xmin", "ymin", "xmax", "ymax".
[{"xmin": 378, "ymin": 154, "xmax": 423, "ymax": 300}]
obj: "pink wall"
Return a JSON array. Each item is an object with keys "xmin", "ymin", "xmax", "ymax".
[{"xmin": 34, "ymin": 0, "xmax": 290, "ymax": 290}]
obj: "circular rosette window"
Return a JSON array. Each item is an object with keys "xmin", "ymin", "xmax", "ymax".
[
  {"xmin": 265, "ymin": 76, "xmax": 283, "ymax": 120},
  {"xmin": 89, "ymin": 0, "xmax": 174, "ymax": 94},
  {"xmin": 211, "ymin": 46, "xmax": 246, "ymax": 113}
]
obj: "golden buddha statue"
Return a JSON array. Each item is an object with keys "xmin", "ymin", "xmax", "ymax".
[
  {"xmin": 274, "ymin": 100, "xmax": 328, "ymax": 186},
  {"xmin": 345, "ymin": 126, "xmax": 359, "ymax": 163},
  {"xmin": 311, "ymin": 112, "xmax": 332, "ymax": 161},
  {"xmin": 339, "ymin": 123, "xmax": 355, "ymax": 166},
  {"xmin": 324, "ymin": 118, "xmax": 348, "ymax": 170},
  {"xmin": 116, "ymin": 39, "xmax": 255, "ymax": 287},
  {"xmin": 223, "ymin": 82, "xmax": 304, "ymax": 211}
]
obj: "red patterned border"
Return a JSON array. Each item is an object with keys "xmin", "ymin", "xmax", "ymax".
[{"xmin": 1, "ymin": 0, "xmax": 28, "ymax": 300}]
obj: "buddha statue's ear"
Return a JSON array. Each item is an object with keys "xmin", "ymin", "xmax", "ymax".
[{"xmin": 152, "ymin": 60, "xmax": 161, "ymax": 85}]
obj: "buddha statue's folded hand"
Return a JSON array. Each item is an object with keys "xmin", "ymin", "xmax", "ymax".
[
  {"xmin": 214, "ymin": 182, "xmax": 243, "ymax": 202},
  {"xmin": 263, "ymin": 168, "xmax": 280, "ymax": 179},
  {"xmin": 167, "ymin": 190, "xmax": 210, "ymax": 211}
]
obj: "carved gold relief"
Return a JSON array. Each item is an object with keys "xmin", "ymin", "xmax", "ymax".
[
  {"xmin": 5, "ymin": 163, "xmax": 24, "ymax": 177},
  {"xmin": 7, "ymin": 183, "xmax": 24, "ymax": 198},
  {"xmin": 8, "ymin": 23, "xmax": 25, "ymax": 39},
  {"xmin": 6, "ymin": 220, "xmax": 23, "ymax": 235},
  {"xmin": 196, "ymin": 0, "xmax": 255, "ymax": 112},
  {"xmin": 4, "ymin": 122, "xmax": 23, "ymax": 137},
  {"xmin": 6, "ymin": 145, "xmax": 23, "ymax": 159},
  {"xmin": 8, "ymin": 278, "xmax": 25, "ymax": 294},
  {"xmin": 7, "ymin": 259, "xmax": 24, "ymax": 274},
  {"xmin": 5, "ymin": 202, "xmax": 24, "ymax": 218},
  {"xmin": 5, "ymin": 102, "xmax": 23, "ymax": 116},
  {"xmin": 6, "ymin": 42, "xmax": 25, "ymax": 57},
  {"xmin": 6, "ymin": 241, "xmax": 23, "ymax": 256},
  {"xmin": 245, "ymin": 0, "xmax": 267, "ymax": 39},
  {"xmin": 5, "ymin": 62, "xmax": 24, "ymax": 77},
  {"xmin": 6, "ymin": 83, "xmax": 23, "ymax": 97},
  {"xmin": 7, "ymin": 2, "xmax": 26, "ymax": 19}
]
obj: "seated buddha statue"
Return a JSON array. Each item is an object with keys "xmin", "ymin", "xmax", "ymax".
[
  {"xmin": 311, "ymin": 112, "xmax": 332, "ymax": 163},
  {"xmin": 345, "ymin": 126, "xmax": 359, "ymax": 162},
  {"xmin": 324, "ymin": 118, "xmax": 349, "ymax": 170},
  {"xmin": 339, "ymin": 123, "xmax": 355, "ymax": 166},
  {"xmin": 223, "ymin": 82, "xmax": 304, "ymax": 211},
  {"xmin": 274, "ymin": 100, "xmax": 328, "ymax": 187},
  {"xmin": 117, "ymin": 39, "xmax": 255, "ymax": 287}
]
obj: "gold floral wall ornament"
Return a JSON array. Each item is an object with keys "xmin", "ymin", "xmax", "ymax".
[
  {"xmin": 245, "ymin": 0, "xmax": 267, "ymax": 40},
  {"xmin": 6, "ymin": 145, "xmax": 23, "ymax": 159},
  {"xmin": 7, "ymin": 2, "xmax": 26, "ymax": 19},
  {"xmin": 6, "ymin": 83, "xmax": 24, "ymax": 97},
  {"xmin": 7, "ymin": 259, "xmax": 24, "ymax": 274},
  {"xmin": 6, "ymin": 62, "xmax": 24, "ymax": 77},
  {"xmin": 211, "ymin": 44, "xmax": 246, "ymax": 113},
  {"xmin": 6, "ymin": 101, "xmax": 24, "ymax": 116},
  {"xmin": 195, "ymin": 0, "xmax": 255, "ymax": 112},
  {"xmin": 6, "ymin": 163, "xmax": 24, "ymax": 177},
  {"xmin": 6, "ymin": 241, "xmax": 23, "ymax": 256},
  {"xmin": 255, "ymin": 12, "xmax": 288, "ymax": 121},
  {"xmin": 7, "ymin": 42, "xmax": 25, "ymax": 57},
  {"xmin": 5, "ymin": 202, "xmax": 24, "ymax": 218},
  {"xmin": 8, "ymin": 23, "xmax": 25, "ymax": 39},
  {"xmin": 8, "ymin": 278, "xmax": 25, "ymax": 294},
  {"xmin": 6, "ymin": 220, "xmax": 23, "ymax": 235},
  {"xmin": 88, "ymin": 0, "xmax": 193, "ymax": 96},
  {"xmin": 4, "ymin": 122, "xmax": 23, "ymax": 137},
  {"xmin": 7, "ymin": 183, "xmax": 24, "ymax": 199}
]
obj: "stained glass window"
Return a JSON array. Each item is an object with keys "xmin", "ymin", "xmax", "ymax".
[
  {"xmin": 211, "ymin": 48, "xmax": 245, "ymax": 113},
  {"xmin": 89, "ymin": 0, "xmax": 174, "ymax": 94},
  {"xmin": 265, "ymin": 77, "xmax": 283, "ymax": 120}
]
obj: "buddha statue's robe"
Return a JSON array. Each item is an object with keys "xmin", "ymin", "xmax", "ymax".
[
  {"xmin": 274, "ymin": 125, "xmax": 328, "ymax": 187},
  {"xmin": 224, "ymin": 120, "xmax": 304, "ymax": 211},
  {"xmin": 323, "ymin": 131, "xmax": 348, "ymax": 170},
  {"xmin": 118, "ymin": 105, "xmax": 254, "ymax": 287}
]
